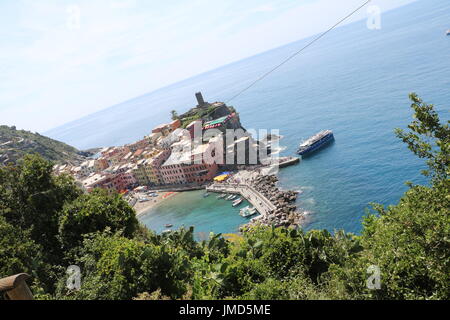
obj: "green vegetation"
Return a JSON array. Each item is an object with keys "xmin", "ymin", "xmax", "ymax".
[
  {"xmin": 0, "ymin": 94, "xmax": 448, "ymax": 300},
  {"xmin": 0, "ymin": 125, "xmax": 84, "ymax": 165},
  {"xmin": 58, "ymin": 189, "xmax": 139, "ymax": 251},
  {"xmin": 177, "ymin": 105, "xmax": 225, "ymax": 128}
]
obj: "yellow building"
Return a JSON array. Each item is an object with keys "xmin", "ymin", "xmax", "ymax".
[
  {"xmin": 144, "ymin": 158, "xmax": 161, "ymax": 186},
  {"xmin": 132, "ymin": 159, "xmax": 149, "ymax": 186},
  {"xmin": 143, "ymin": 148, "xmax": 161, "ymax": 159}
]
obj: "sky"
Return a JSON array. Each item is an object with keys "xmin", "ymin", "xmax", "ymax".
[{"xmin": 0, "ymin": 0, "xmax": 417, "ymax": 133}]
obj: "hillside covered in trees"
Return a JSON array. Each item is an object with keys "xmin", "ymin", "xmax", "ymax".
[
  {"xmin": 0, "ymin": 94, "xmax": 448, "ymax": 300},
  {"xmin": 0, "ymin": 125, "xmax": 86, "ymax": 165}
]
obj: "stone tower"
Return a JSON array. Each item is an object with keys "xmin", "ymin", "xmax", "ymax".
[{"xmin": 195, "ymin": 92, "xmax": 206, "ymax": 107}]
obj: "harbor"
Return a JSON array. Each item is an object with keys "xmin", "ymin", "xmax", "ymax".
[
  {"xmin": 206, "ymin": 170, "xmax": 304, "ymax": 229},
  {"xmin": 207, "ymin": 182, "xmax": 275, "ymax": 218},
  {"xmin": 138, "ymin": 189, "xmax": 252, "ymax": 237},
  {"xmin": 138, "ymin": 167, "xmax": 304, "ymax": 236}
]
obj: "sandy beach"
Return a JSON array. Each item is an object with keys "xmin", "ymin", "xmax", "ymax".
[{"xmin": 134, "ymin": 191, "xmax": 179, "ymax": 217}]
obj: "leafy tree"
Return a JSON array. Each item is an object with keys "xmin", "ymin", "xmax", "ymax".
[
  {"xmin": 0, "ymin": 216, "xmax": 53, "ymax": 295},
  {"xmin": 152, "ymin": 226, "xmax": 205, "ymax": 259},
  {"xmin": 58, "ymin": 189, "xmax": 139, "ymax": 251},
  {"xmin": 170, "ymin": 110, "xmax": 179, "ymax": 121},
  {"xmin": 55, "ymin": 231, "xmax": 191, "ymax": 300},
  {"xmin": 0, "ymin": 216, "xmax": 42, "ymax": 278},
  {"xmin": 325, "ymin": 182, "xmax": 449, "ymax": 300},
  {"xmin": 395, "ymin": 93, "xmax": 449, "ymax": 182},
  {"xmin": 189, "ymin": 227, "xmax": 360, "ymax": 299},
  {"xmin": 0, "ymin": 154, "xmax": 81, "ymax": 263}
]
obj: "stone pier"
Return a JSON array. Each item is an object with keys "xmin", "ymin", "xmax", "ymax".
[{"xmin": 206, "ymin": 183, "xmax": 276, "ymax": 217}]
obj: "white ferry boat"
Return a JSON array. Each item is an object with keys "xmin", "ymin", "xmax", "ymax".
[{"xmin": 297, "ymin": 130, "xmax": 334, "ymax": 156}]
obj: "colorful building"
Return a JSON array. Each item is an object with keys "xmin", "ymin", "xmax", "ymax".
[
  {"xmin": 126, "ymin": 138, "xmax": 150, "ymax": 153},
  {"xmin": 132, "ymin": 159, "xmax": 150, "ymax": 186},
  {"xmin": 144, "ymin": 161, "xmax": 160, "ymax": 185},
  {"xmin": 152, "ymin": 123, "xmax": 171, "ymax": 136},
  {"xmin": 170, "ymin": 119, "xmax": 181, "ymax": 131},
  {"xmin": 160, "ymin": 142, "xmax": 218, "ymax": 185},
  {"xmin": 203, "ymin": 113, "xmax": 237, "ymax": 131},
  {"xmin": 95, "ymin": 157, "xmax": 109, "ymax": 171},
  {"xmin": 111, "ymin": 171, "xmax": 136, "ymax": 192},
  {"xmin": 79, "ymin": 160, "xmax": 96, "ymax": 177},
  {"xmin": 81, "ymin": 173, "xmax": 114, "ymax": 193}
]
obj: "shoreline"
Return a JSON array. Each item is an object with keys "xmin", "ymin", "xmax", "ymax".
[
  {"xmin": 133, "ymin": 158, "xmax": 301, "ymax": 227},
  {"xmin": 134, "ymin": 191, "xmax": 179, "ymax": 217}
]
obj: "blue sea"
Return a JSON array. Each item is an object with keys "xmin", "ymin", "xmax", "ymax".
[{"xmin": 46, "ymin": 0, "xmax": 450, "ymax": 235}]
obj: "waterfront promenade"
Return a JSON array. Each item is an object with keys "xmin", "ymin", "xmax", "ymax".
[{"xmin": 206, "ymin": 182, "xmax": 276, "ymax": 218}]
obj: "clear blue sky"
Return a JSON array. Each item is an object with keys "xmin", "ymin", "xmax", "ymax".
[{"xmin": 0, "ymin": 0, "xmax": 416, "ymax": 132}]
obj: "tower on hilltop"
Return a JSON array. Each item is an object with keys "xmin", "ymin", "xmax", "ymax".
[{"xmin": 195, "ymin": 92, "xmax": 206, "ymax": 107}]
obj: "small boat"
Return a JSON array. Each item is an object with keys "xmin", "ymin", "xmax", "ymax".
[
  {"xmin": 203, "ymin": 193, "xmax": 210, "ymax": 198},
  {"xmin": 226, "ymin": 194, "xmax": 236, "ymax": 200},
  {"xmin": 446, "ymin": 29, "xmax": 450, "ymax": 36},
  {"xmin": 217, "ymin": 193, "xmax": 227, "ymax": 199},
  {"xmin": 239, "ymin": 206, "xmax": 250, "ymax": 215},
  {"xmin": 165, "ymin": 224, "xmax": 173, "ymax": 228},
  {"xmin": 242, "ymin": 211, "xmax": 257, "ymax": 218},
  {"xmin": 232, "ymin": 198, "xmax": 243, "ymax": 207},
  {"xmin": 240, "ymin": 206, "xmax": 258, "ymax": 218},
  {"xmin": 297, "ymin": 130, "xmax": 334, "ymax": 156}
]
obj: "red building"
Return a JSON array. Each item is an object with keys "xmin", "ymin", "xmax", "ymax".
[{"xmin": 170, "ymin": 119, "xmax": 181, "ymax": 131}]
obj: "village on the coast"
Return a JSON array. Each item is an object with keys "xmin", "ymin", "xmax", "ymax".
[{"xmin": 53, "ymin": 93, "xmax": 304, "ymax": 229}]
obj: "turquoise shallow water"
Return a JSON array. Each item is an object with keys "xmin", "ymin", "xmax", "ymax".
[
  {"xmin": 46, "ymin": 0, "xmax": 450, "ymax": 234},
  {"xmin": 139, "ymin": 191, "xmax": 253, "ymax": 238}
]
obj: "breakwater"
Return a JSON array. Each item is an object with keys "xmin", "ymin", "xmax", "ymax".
[
  {"xmin": 207, "ymin": 172, "xmax": 304, "ymax": 229},
  {"xmin": 206, "ymin": 183, "xmax": 275, "ymax": 217}
]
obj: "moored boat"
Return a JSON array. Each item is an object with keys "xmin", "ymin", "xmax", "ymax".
[
  {"xmin": 232, "ymin": 198, "xmax": 243, "ymax": 207},
  {"xmin": 240, "ymin": 205, "xmax": 250, "ymax": 213},
  {"xmin": 240, "ymin": 206, "xmax": 258, "ymax": 217},
  {"xmin": 297, "ymin": 130, "xmax": 334, "ymax": 156},
  {"xmin": 203, "ymin": 192, "xmax": 210, "ymax": 198}
]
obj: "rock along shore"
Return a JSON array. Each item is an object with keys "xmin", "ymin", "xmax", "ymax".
[
  {"xmin": 207, "ymin": 168, "xmax": 305, "ymax": 230},
  {"xmin": 244, "ymin": 174, "xmax": 304, "ymax": 230}
]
